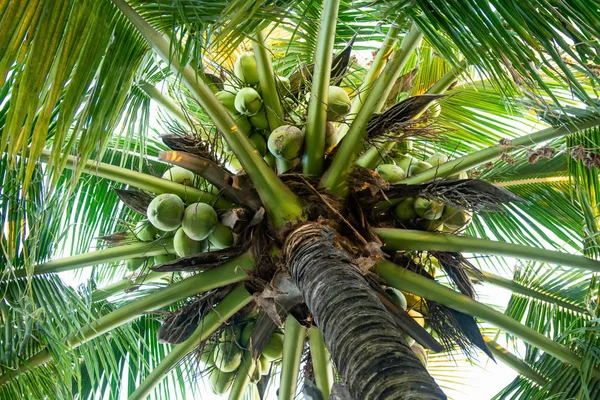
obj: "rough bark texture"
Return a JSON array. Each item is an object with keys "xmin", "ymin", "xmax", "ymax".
[{"xmin": 285, "ymin": 223, "xmax": 446, "ymax": 400}]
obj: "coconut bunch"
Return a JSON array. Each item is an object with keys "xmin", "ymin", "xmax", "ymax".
[
  {"xmin": 373, "ymin": 142, "xmax": 473, "ymax": 233},
  {"xmin": 215, "ymin": 52, "xmax": 352, "ymax": 170},
  {"xmin": 124, "ymin": 166, "xmax": 234, "ymax": 272},
  {"xmin": 200, "ymin": 320, "xmax": 283, "ymax": 395}
]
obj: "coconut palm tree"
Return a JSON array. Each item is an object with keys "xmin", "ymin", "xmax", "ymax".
[{"xmin": 1, "ymin": 0, "xmax": 600, "ymax": 399}]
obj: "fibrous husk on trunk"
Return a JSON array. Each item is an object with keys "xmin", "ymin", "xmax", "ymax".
[{"xmin": 284, "ymin": 222, "xmax": 446, "ymax": 400}]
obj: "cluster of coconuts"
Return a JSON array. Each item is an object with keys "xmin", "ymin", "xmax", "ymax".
[
  {"xmin": 125, "ymin": 166, "xmax": 234, "ymax": 271},
  {"xmin": 384, "ymin": 286, "xmax": 429, "ymax": 367},
  {"xmin": 215, "ymin": 52, "xmax": 352, "ymax": 169},
  {"xmin": 374, "ymin": 142, "xmax": 473, "ymax": 233},
  {"xmin": 201, "ymin": 319, "xmax": 284, "ymax": 395}
]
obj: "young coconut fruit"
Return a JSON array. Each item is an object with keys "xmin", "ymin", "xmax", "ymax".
[
  {"xmin": 441, "ymin": 204, "xmax": 473, "ymax": 230},
  {"xmin": 396, "ymin": 154, "xmax": 415, "ymax": 172},
  {"xmin": 385, "ymin": 287, "xmax": 407, "ymax": 310},
  {"xmin": 209, "ymin": 369, "xmax": 235, "ymax": 395},
  {"xmin": 208, "ymin": 223, "xmax": 234, "ymax": 249},
  {"xmin": 417, "ymin": 218, "xmax": 444, "ymax": 232},
  {"xmin": 395, "ymin": 139, "xmax": 413, "ymax": 155},
  {"xmin": 213, "ymin": 341, "xmax": 242, "ymax": 373},
  {"xmin": 182, "ymin": 203, "xmax": 218, "ymax": 241},
  {"xmin": 375, "ymin": 164, "xmax": 406, "ymax": 184},
  {"xmin": 394, "ymin": 198, "xmax": 417, "ymax": 220},
  {"xmin": 411, "ymin": 343, "xmax": 428, "ymax": 367},
  {"xmin": 407, "ymin": 160, "xmax": 433, "ymax": 177},
  {"xmin": 261, "ymin": 332, "xmax": 284, "ymax": 361},
  {"xmin": 200, "ymin": 341, "xmax": 215, "ymax": 365},
  {"xmin": 216, "ymin": 90, "xmax": 238, "ymax": 114},
  {"xmin": 325, "ymin": 121, "xmax": 337, "ymax": 152},
  {"xmin": 235, "ymin": 87, "xmax": 263, "ymax": 116},
  {"xmin": 276, "ymin": 75, "xmax": 291, "ymax": 95},
  {"xmin": 249, "ymin": 133, "xmax": 267, "ymax": 156},
  {"xmin": 162, "ymin": 166, "xmax": 195, "ymax": 186},
  {"xmin": 147, "ymin": 194, "xmax": 185, "ymax": 231},
  {"xmin": 126, "ymin": 257, "xmax": 147, "ymax": 271},
  {"xmin": 327, "ymin": 86, "xmax": 351, "ymax": 121},
  {"xmin": 153, "ymin": 254, "xmax": 176, "ymax": 265},
  {"xmin": 233, "ymin": 52, "xmax": 260, "ymax": 85},
  {"xmin": 249, "ymin": 109, "xmax": 269, "ymax": 130},
  {"xmin": 134, "ymin": 220, "xmax": 158, "ymax": 242},
  {"xmin": 267, "ymin": 125, "xmax": 304, "ymax": 161},
  {"xmin": 413, "ymin": 197, "xmax": 445, "ymax": 220},
  {"xmin": 174, "ymin": 228, "xmax": 207, "ymax": 257},
  {"xmin": 426, "ymin": 152, "xmax": 448, "ymax": 167},
  {"xmin": 231, "ymin": 113, "xmax": 252, "ymax": 135}
]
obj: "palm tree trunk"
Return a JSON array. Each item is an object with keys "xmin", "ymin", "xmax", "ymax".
[{"xmin": 284, "ymin": 223, "xmax": 446, "ymax": 400}]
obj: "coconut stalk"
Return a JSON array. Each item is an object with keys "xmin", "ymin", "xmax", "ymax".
[
  {"xmin": 308, "ymin": 327, "xmax": 334, "ymax": 399},
  {"xmin": 320, "ymin": 23, "xmax": 423, "ymax": 197},
  {"xmin": 111, "ymin": 0, "xmax": 304, "ymax": 228},
  {"xmin": 8, "ymin": 241, "xmax": 174, "ymax": 279},
  {"xmin": 0, "ymin": 252, "xmax": 254, "ymax": 385},
  {"xmin": 332, "ymin": 24, "xmax": 402, "ymax": 146},
  {"xmin": 303, "ymin": 0, "xmax": 340, "ymax": 176},
  {"xmin": 129, "ymin": 284, "xmax": 253, "ymax": 400},
  {"xmin": 374, "ymin": 228, "xmax": 600, "ymax": 273},
  {"xmin": 278, "ymin": 316, "xmax": 307, "ymax": 400},
  {"xmin": 375, "ymin": 260, "xmax": 599, "ymax": 376},
  {"xmin": 252, "ymin": 30, "xmax": 284, "ymax": 131},
  {"xmin": 285, "ymin": 223, "xmax": 445, "ymax": 399},
  {"xmin": 137, "ymin": 80, "xmax": 201, "ymax": 128},
  {"xmin": 91, "ymin": 271, "xmax": 171, "ymax": 302},
  {"xmin": 483, "ymin": 335, "xmax": 548, "ymax": 386},
  {"xmin": 228, "ymin": 351, "xmax": 256, "ymax": 400},
  {"xmin": 478, "ymin": 271, "xmax": 587, "ymax": 315},
  {"xmin": 401, "ymin": 116, "xmax": 600, "ymax": 184},
  {"xmin": 356, "ymin": 61, "xmax": 466, "ymax": 169},
  {"xmin": 38, "ymin": 149, "xmax": 231, "ymax": 209}
]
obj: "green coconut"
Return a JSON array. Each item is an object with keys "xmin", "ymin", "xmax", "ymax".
[
  {"xmin": 259, "ymin": 355, "xmax": 271, "ymax": 376},
  {"xmin": 396, "ymin": 154, "xmax": 415, "ymax": 172},
  {"xmin": 134, "ymin": 220, "xmax": 158, "ymax": 242},
  {"xmin": 213, "ymin": 342, "xmax": 242, "ymax": 373},
  {"xmin": 249, "ymin": 109, "xmax": 269, "ymax": 130},
  {"xmin": 267, "ymin": 125, "xmax": 304, "ymax": 161},
  {"xmin": 426, "ymin": 152, "xmax": 448, "ymax": 167},
  {"xmin": 208, "ymin": 223, "xmax": 234, "ymax": 249},
  {"xmin": 200, "ymin": 341, "xmax": 215, "ymax": 365},
  {"xmin": 264, "ymin": 152, "xmax": 276, "ymax": 168},
  {"xmin": 407, "ymin": 160, "xmax": 433, "ymax": 177},
  {"xmin": 162, "ymin": 166, "xmax": 195, "ymax": 186},
  {"xmin": 249, "ymin": 133, "xmax": 267, "ymax": 156},
  {"xmin": 394, "ymin": 198, "xmax": 417, "ymax": 220},
  {"xmin": 240, "ymin": 321, "xmax": 255, "ymax": 347},
  {"xmin": 416, "ymin": 218, "xmax": 444, "ymax": 232},
  {"xmin": 209, "ymin": 369, "xmax": 235, "ymax": 395},
  {"xmin": 410, "ymin": 343, "xmax": 428, "ymax": 367},
  {"xmin": 182, "ymin": 203, "xmax": 218, "ymax": 241},
  {"xmin": 449, "ymin": 171, "xmax": 469, "ymax": 180},
  {"xmin": 276, "ymin": 75, "xmax": 291, "ymax": 95},
  {"xmin": 430, "ymin": 102, "xmax": 441, "ymax": 118},
  {"xmin": 147, "ymin": 194, "xmax": 185, "ymax": 231},
  {"xmin": 233, "ymin": 52, "xmax": 260, "ymax": 85},
  {"xmin": 216, "ymin": 90, "xmax": 238, "ymax": 114},
  {"xmin": 231, "ymin": 113, "xmax": 252, "ymax": 135},
  {"xmin": 173, "ymin": 228, "xmax": 207, "ymax": 257},
  {"xmin": 327, "ymin": 86, "xmax": 351, "ymax": 121},
  {"xmin": 385, "ymin": 287, "xmax": 407, "ymax": 310},
  {"xmin": 441, "ymin": 205, "xmax": 473, "ymax": 229},
  {"xmin": 395, "ymin": 139, "xmax": 413, "ymax": 154},
  {"xmin": 261, "ymin": 332, "xmax": 284, "ymax": 361},
  {"xmin": 153, "ymin": 254, "xmax": 176, "ymax": 265},
  {"xmin": 414, "ymin": 197, "xmax": 445, "ymax": 220},
  {"xmin": 375, "ymin": 164, "xmax": 406, "ymax": 184},
  {"xmin": 283, "ymin": 96, "xmax": 297, "ymax": 112},
  {"xmin": 235, "ymin": 87, "xmax": 263, "ymax": 116},
  {"xmin": 126, "ymin": 257, "xmax": 146, "ymax": 271}
]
